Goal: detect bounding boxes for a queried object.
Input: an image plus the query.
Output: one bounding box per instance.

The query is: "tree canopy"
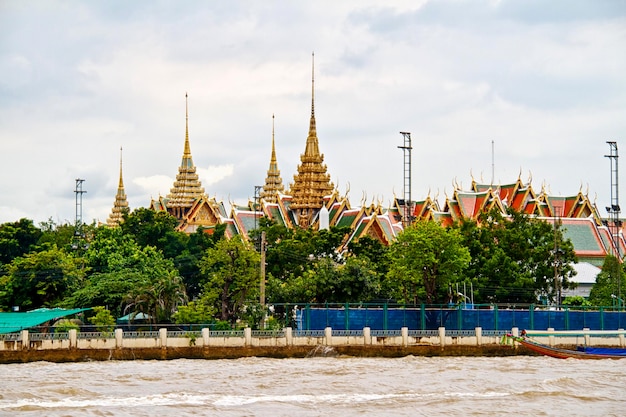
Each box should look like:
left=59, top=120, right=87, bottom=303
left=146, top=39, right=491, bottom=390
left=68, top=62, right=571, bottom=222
left=0, top=207, right=588, bottom=326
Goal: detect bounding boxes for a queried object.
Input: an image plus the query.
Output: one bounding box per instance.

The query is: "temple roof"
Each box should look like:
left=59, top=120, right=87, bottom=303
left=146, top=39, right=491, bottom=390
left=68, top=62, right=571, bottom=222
left=107, top=147, right=129, bottom=227
left=260, top=114, right=285, bottom=203
left=289, top=53, right=334, bottom=224
left=166, top=93, right=205, bottom=209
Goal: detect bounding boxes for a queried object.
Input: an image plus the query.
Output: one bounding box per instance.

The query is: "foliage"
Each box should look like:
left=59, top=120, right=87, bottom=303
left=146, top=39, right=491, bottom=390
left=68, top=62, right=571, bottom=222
left=173, top=226, right=222, bottom=300
left=65, top=271, right=150, bottom=317
left=199, top=236, right=260, bottom=324
left=173, top=299, right=216, bottom=324
left=387, top=220, right=471, bottom=305
left=120, top=208, right=183, bottom=256
left=0, top=245, right=85, bottom=310
left=278, top=256, right=382, bottom=304
left=0, top=218, right=42, bottom=266
left=37, top=218, right=77, bottom=251
left=88, top=306, right=116, bottom=332
left=54, top=319, right=80, bottom=333
left=347, top=236, right=390, bottom=276
left=263, top=222, right=349, bottom=279
left=561, top=296, right=592, bottom=307
left=123, top=275, right=187, bottom=324
left=455, top=208, right=578, bottom=304
left=588, top=255, right=626, bottom=307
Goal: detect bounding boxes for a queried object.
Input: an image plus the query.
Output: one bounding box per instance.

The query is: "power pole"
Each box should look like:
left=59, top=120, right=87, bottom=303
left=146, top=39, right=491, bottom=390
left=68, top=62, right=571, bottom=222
left=605, top=141, right=621, bottom=309
left=72, top=178, right=86, bottom=251
left=398, top=132, right=412, bottom=228
left=260, top=231, right=266, bottom=328
left=553, top=206, right=561, bottom=308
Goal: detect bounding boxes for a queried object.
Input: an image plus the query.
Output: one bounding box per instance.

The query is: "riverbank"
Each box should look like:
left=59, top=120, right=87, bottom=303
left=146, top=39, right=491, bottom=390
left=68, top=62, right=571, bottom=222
left=3, top=326, right=623, bottom=363
left=0, top=344, right=532, bottom=363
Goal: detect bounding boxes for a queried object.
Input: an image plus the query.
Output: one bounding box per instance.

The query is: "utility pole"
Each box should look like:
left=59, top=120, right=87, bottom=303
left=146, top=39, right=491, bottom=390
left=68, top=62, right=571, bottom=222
left=72, top=178, right=87, bottom=251
left=605, top=141, right=621, bottom=309
left=254, top=185, right=262, bottom=249
left=398, top=132, right=412, bottom=228
left=260, top=231, right=266, bottom=328
left=553, top=206, right=562, bottom=308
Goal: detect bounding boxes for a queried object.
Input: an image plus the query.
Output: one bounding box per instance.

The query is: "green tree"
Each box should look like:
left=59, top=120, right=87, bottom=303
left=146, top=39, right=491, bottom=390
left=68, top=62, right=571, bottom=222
left=173, top=226, right=223, bottom=300
left=588, top=255, right=626, bottom=308
left=124, top=275, right=187, bottom=324
left=456, top=208, right=578, bottom=304
left=262, top=222, right=351, bottom=303
left=88, top=306, right=116, bottom=332
left=347, top=236, right=390, bottom=276
left=387, top=220, right=470, bottom=305
left=66, top=226, right=183, bottom=319
left=120, top=208, right=183, bottom=256
left=66, top=271, right=153, bottom=317
left=199, top=236, right=260, bottom=324
left=280, top=256, right=381, bottom=304
left=0, top=245, right=84, bottom=310
left=561, top=296, right=592, bottom=307
left=0, top=218, right=42, bottom=266
left=173, top=299, right=216, bottom=324
left=37, top=218, right=76, bottom=251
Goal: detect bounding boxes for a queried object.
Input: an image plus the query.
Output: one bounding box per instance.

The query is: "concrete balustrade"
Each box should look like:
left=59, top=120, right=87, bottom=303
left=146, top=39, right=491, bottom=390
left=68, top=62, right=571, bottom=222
left=3, top=326, right=626, bottom=353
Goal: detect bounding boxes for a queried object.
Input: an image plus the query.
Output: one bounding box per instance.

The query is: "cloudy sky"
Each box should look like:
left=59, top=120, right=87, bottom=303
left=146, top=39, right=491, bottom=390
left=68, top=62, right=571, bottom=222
left=1, top=0, right=625, bottom=226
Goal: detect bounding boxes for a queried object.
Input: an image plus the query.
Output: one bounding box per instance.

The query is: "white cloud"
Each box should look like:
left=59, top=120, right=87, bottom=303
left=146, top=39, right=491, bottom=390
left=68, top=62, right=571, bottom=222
left=0, top=1, right=625, bottom=225
left=198, top=165, right=235, bottom=187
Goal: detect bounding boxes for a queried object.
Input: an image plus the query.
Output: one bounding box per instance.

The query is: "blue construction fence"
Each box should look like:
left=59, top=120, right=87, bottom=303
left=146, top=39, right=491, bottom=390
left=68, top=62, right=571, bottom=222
left=290, top=303, right=626, bottom=331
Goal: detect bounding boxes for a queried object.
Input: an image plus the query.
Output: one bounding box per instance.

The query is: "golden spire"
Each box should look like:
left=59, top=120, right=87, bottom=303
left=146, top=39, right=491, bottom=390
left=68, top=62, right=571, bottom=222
left=305, top=52, right=320, bottom=157
left=289, top=53, right=335, bottom=228
left=183, top=92, right=192, bottom=160
left=166, top=93, right=205, bottom=216
left=107, top=146, right=129, bottom=227
left=260, top=114, right=284, bottom=203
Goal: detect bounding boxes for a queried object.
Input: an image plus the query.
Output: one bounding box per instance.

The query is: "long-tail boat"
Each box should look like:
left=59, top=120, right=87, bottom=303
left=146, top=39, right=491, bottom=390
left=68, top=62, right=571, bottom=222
left=502, top=333, right=626, bottom=359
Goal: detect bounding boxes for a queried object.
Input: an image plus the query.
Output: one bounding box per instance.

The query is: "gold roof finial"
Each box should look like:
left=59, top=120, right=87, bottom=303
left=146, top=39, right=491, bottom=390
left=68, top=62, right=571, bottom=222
left=183, top=92, right=191, bottom=158
left=118, top=146, right=124, bottom=188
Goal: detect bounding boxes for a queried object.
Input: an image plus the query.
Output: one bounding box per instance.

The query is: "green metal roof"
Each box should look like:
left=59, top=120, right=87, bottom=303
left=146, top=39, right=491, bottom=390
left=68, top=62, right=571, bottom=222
left=0, top=308, right=89, bottom=334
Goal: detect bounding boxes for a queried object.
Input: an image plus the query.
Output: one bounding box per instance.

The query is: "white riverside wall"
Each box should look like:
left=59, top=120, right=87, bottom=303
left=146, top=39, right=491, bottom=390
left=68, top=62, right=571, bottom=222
left=2, top=327, right=624, bottom=352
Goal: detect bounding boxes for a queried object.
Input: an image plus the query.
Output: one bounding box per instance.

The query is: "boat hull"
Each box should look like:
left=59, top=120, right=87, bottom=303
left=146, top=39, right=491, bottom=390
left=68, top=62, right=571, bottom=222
left=503, top=334, right=626, bottom=359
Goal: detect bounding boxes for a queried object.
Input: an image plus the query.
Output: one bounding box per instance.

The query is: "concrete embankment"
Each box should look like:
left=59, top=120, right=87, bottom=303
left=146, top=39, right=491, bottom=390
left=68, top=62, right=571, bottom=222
left=4, top=326, right=620, bottom=363
left=0, top=344, right=528, bottom=364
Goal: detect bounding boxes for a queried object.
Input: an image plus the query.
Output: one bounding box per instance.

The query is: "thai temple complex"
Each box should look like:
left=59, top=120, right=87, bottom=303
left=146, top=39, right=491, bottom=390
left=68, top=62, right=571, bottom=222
left=106, top=57, right=624, bottom=296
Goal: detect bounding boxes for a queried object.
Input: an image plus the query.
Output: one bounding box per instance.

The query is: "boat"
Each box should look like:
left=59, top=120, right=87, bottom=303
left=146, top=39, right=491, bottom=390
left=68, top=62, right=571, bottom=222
left=501, top=333, right=626, bottom=359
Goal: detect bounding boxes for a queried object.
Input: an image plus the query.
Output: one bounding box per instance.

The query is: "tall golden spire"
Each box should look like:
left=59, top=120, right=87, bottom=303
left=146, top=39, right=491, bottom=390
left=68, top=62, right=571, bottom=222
left=107, top=146, right=129, bottom=227
left=289, top=53, right=335, bottom=228
left=260, top=114, right=284, bottom=203
left=166, top=93, right=205, bottom=218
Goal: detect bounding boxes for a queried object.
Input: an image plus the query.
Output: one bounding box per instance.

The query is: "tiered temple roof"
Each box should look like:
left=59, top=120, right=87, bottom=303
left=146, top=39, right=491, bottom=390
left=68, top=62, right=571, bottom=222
left=106, top=147, right=129, bottom=227
left=260, top=115, right=284, bottom=203
left=166, top=93, right=205, bottom=219
left=147, top=94, right=228, bottom=234
left=289, top=53, right=335, bottom=228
